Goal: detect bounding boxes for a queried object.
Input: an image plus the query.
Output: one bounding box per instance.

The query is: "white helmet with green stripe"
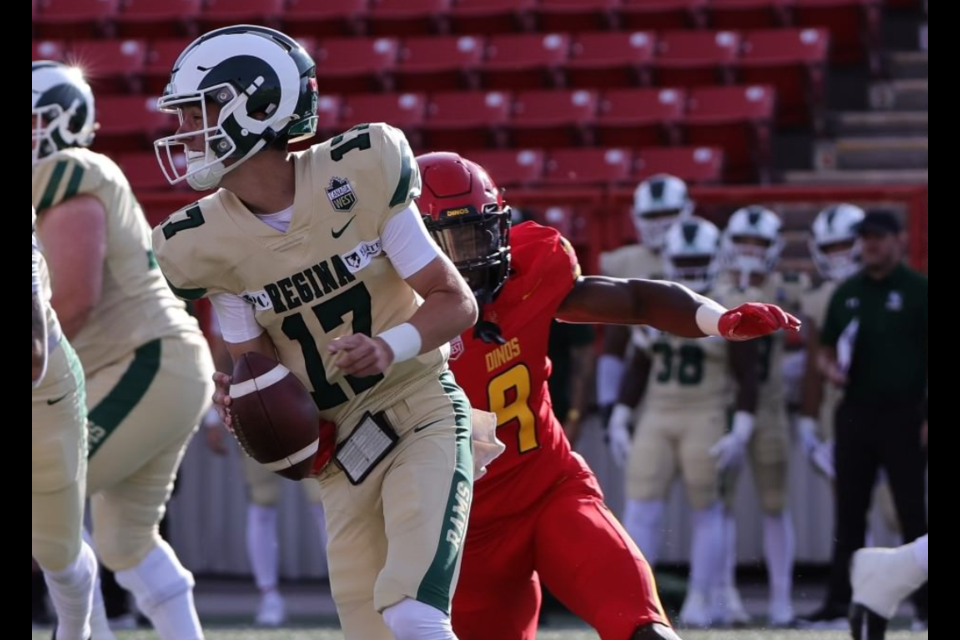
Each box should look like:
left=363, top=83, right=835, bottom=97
left=32, top=61, right=96, bottom=166
left=154, top=25, right=319, bottom=191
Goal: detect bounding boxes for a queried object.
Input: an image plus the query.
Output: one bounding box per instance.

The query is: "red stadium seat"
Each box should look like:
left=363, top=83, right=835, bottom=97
left=535, top=205, right=591, bottom=245
left=94, top=95, right=176, bottom=153
left=198, top=0, right=285, bottom=32
left=635, top=146, right=725, bottom=183
left=341, top=94, right=428, bottom=140
left=536, top=0, right=620, bottom=33
left=508, top=89, right=598, bottom=148
left=314, top=38, right=400, bottom=94
left=394, top=36, right=485, bottom=92
left=281, top=0, right=368, bottom=38
left=544, top=148, right=634, bottom=185
left=793, top=0, right=881, bottom=66
left=33, top=40, right=66, bottom=62
left=739, top=28, right=830, bottom=126
left=620, top=0, right=707, bottom=30
left=654, top=30, right=742, bottom=88
left=143, top=39, right=192, bottom=95
left=423, top=91, right=513, bottom=149
left=65, top=40, right=148, bottom=95
left=708, top=0, right=793, bottom=29
left=566, top=31, right=656, bottom=89
left=367, top=0, right=452, bottom=36
left=595, top=88, right=686, bottom=147
left=34, top=0, right=120, bottom=39
left=682, top=85, right=775, bottom=182
left=449, top=0, right=536, bottom=34
left=464, top=149, right=546, bottom=187
left=118, top=152, right=186, bottom=191
left=481, top=33, right=571, bottom=90
left=115, top=0, right=201, bottom=39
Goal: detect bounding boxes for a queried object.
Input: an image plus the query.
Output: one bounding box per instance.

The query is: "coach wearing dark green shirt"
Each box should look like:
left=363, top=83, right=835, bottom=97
left=801, top=210, right=928, bottom=626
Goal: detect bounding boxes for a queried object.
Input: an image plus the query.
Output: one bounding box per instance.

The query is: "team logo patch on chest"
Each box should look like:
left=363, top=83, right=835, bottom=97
left=326, top=177, right=358, bottom=213
left=341, top=239, right=383, bottom=274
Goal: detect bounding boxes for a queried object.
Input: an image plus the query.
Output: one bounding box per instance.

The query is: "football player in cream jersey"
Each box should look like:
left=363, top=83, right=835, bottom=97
left=151, top=26, right=481, bottom=640
left=33, top=61, right=214, bottom=640
left=33, top=206, right=98, bottom=640
left=608, top=218, right=762, bottom=628
left=599, top=174, right=694, bottom=460
left=718, top=206, right=805, bottom=626
left=799, top=204, right=866, bottom=460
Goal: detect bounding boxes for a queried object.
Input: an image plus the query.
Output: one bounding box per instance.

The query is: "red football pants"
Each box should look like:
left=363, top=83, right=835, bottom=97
left=452, top=468, right=668, bottom=640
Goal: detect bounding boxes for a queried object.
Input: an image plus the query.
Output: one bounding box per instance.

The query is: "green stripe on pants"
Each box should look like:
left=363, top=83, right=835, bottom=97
left=87, top=340, right=162, bottom=458
left=416, top=371, right=474, bottom=613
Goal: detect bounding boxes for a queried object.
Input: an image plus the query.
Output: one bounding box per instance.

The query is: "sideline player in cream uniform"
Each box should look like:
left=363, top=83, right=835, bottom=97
left=608, top=218, right=762, bottom=628
left=599, top=174, right=695, bottom=460
left=33, top=205, right=98, bottom=640
left=33, top=62, right=214, bottom=640
left=718, top=206, right=807, bottom=626
left=151, top=26, right=481, bottom=640
left=799, top=204, right=866, bottom=464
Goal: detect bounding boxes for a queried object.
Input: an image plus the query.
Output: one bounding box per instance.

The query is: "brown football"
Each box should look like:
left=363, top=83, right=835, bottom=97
left=230, top=352, right=321, bottom=481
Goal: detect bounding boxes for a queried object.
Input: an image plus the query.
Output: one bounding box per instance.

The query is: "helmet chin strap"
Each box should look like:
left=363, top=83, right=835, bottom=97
left=473, top=291, right=507, bottom=346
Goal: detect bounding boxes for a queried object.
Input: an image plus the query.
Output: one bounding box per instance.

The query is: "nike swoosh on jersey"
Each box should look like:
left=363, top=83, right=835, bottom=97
left=46, top=393, right=70, bottom=406
left=332, top=216, right=357, bottom=239
left=413, top=419, right=445, bottom=433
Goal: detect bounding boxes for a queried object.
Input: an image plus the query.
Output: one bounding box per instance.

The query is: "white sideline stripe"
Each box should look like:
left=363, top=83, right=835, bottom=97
left=230, top=364, right=290, bottom=398
left=262, top=439, right=320, bottom=471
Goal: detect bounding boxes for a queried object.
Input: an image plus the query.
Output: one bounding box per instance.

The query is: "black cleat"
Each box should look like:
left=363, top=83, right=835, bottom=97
left=632, top=622, right=685, bottom=640
left=850, top=603, right=889, bottom=640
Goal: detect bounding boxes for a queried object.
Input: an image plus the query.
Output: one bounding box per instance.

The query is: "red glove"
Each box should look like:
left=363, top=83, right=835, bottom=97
left=719, top=303, right=801, bottom=342
left=310, top=419, right=338, bottom=476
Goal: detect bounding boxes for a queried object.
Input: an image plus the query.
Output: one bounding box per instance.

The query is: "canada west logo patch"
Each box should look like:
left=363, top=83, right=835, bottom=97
left=326, top=177, right=358, bottom=213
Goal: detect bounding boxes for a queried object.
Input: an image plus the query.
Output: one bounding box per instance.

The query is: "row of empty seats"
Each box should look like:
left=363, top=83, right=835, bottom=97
left=33, top=29, right=826, bottom=125
left=32, top=0, right=894, bottom=65
left=88, top=86, right=773, bottom=181
left=119, top=146, right=725, bottom=193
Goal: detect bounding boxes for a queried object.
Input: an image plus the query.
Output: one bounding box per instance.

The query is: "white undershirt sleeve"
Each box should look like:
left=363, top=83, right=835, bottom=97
left=209, top=293, right=265, bottom=344
left=382, top=203, right=444, bottom=280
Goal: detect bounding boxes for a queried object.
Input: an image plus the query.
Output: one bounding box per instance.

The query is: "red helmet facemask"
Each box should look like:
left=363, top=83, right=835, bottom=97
left=416, top=152, right=512, bottom=306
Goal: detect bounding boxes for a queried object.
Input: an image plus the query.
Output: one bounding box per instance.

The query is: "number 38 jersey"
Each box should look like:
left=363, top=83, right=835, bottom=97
left=152, top=123, right=442, bottom=434
left=641, top=331, right=731, bottom=414
left=449, top=222, right=586, bottom=521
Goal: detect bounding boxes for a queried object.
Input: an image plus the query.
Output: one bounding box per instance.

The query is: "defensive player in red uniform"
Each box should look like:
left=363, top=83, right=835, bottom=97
left=416, top=152, right=801, bottom=640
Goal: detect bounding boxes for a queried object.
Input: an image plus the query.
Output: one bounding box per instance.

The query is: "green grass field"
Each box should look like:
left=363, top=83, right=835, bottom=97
left=31, top=631, right=929, bottom=640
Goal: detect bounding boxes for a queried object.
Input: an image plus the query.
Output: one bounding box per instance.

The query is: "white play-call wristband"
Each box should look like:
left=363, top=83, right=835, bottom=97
left=695, top=301, right=726, bottom=337
left=377, top=322, right=423, bottom=364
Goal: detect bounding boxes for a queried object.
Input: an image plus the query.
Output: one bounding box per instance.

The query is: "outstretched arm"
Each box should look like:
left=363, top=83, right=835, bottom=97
left=556, top=276, right=800, bottom=340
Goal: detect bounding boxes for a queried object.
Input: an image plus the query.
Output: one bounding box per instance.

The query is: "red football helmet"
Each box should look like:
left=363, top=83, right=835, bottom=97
left=417, top=152, right=512, bottom=304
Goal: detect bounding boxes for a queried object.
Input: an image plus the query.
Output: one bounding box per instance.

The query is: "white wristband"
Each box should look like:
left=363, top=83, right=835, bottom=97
left=732, top=411, right=756, bottom=442
left=377, top=322, right=423, bottom=364
left=696, top=301, right=726, bottom=336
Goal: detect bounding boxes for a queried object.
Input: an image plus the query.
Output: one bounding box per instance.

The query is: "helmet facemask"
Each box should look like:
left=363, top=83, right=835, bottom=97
left=426, top=203, right=512, bottom=305
left=811, top=237, right=861, bottom=281
left=634, top=204, right=692, bottom=250
left=665, top=254, right=719, bottom=294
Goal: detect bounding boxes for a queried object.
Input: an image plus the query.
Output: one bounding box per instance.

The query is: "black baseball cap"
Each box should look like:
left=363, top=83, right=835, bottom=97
left=856, top=210, right=903, bottom=236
